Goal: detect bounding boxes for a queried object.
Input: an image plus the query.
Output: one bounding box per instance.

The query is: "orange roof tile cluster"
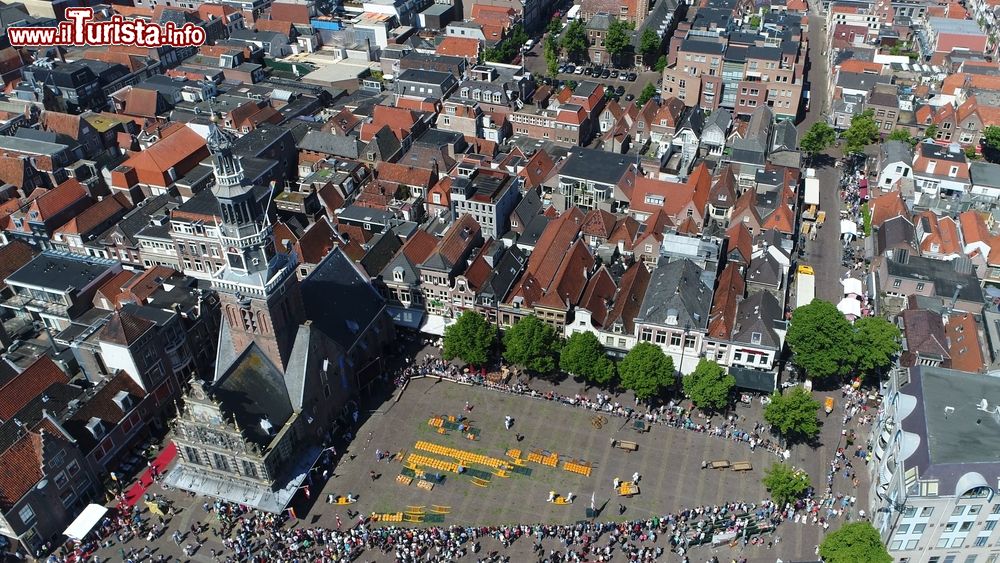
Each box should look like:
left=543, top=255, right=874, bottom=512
left=508, top=208, right=591, bottom=311
left=436, top=37, right=481, bottom=61
left=0, top=356, right=69, bottom=422
left=358, top=105, right=424, bottom=143
left=628, top=163, right=711, bottom=230
left=120, top=123, right=209, bottom=187
left=707, top=263, right=745, bottom=340
left=0, top=240, right=35, bottom=290
left=945, top=312, right=985, bottom=373
left=869, top=190, right=911, bottom=228
left=916, top=211, right=962, bottom=256
left=0, top=431, right=46, bottom=511
left=54, top=192, right=132, bottom=236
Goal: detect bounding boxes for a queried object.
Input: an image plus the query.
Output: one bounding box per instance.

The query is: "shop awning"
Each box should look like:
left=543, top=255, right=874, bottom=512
left=63, top=504, right=108, bottom=541
left=420, top=314, right=456, bottom=336
left=387, top=306, right=424, bottom=329
left=842, top=277, right=863, bottom=296
left=729, top=366, right=776, bottom=393
left=841, top=219, right=858, bottom=237
left=837, top=297, right=862, bottom=318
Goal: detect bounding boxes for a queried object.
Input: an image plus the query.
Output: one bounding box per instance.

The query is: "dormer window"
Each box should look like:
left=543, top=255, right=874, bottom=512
left=112, top=391, right=134, bottom=413
left=393, top=266, right=405, bottom=282
left=86, top=417, right=105, bottom=439
left=750, top=332, right=762, bottom=345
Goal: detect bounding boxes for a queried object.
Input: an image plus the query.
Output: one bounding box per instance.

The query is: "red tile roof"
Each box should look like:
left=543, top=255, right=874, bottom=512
left=945, top=312, right=985, bottom=373
left=508, top=208, right=587, bottom=308
left=436, top=36, right=481, bottom=61
left=0, top=431, right=44, bottom=511
left=869, top=190, right=910, bottom=229
left=707, top=263, right=745, bottom=340
left=581, top=209, right=617, bottom=239
left=54, top=192, right=132, bottom=236
left=123, top=123, right=209, bottom=187
left=0, top=356, right=69, bottom=422
left=401, top=230, right=439, bottom=265
left=94, top=270, right=139, bottom=310
left=99, top=309, right=155, bottom=346
left=121, top=265, right=177, bottom=305
left=358, top=105, right=424, bottom=142
left=430, top=214, right=481, bottom=268
left=0, top=240, right=36, bottom=290
left=377, top=162, right=437, bottom=189
left=577, top=266, right=617, bottom=328
left=296, top=218, right=338, bottom=264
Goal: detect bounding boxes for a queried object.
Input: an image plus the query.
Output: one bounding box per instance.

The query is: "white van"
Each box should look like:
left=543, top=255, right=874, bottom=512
left=524, top=39, right=535, bottom=51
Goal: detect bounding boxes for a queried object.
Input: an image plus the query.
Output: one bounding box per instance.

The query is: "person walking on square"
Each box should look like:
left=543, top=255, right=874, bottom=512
left=505, top=416, right=513, bottom=430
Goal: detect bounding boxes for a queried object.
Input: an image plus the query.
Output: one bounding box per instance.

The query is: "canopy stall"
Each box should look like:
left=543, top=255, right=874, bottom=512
left=63, top=504, right=108, bottom=541
left=841, top=219, right=859, bottom=241
left=837, top=297, right=862, bottom=319
left=842, top=277, right=863, bottom=297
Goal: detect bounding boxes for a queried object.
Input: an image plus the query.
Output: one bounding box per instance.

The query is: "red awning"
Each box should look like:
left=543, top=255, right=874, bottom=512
left=860, top=186, right=869, bottom=200
left=859, top=178, right=868, bottom=188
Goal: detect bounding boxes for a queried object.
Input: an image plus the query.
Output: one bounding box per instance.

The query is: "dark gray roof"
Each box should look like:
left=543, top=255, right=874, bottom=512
left=677, top=107, right=706, bottom=136
left=96, top=194, right=179, bottom=247
left=732, top=290, right=783, bottom=349
left=703, top=107, right=732, bottom=135
left=301, top=247, right=388, bottom=352
left=587, top=13, right=612, bottom=31
left=746, top=46, right=781, bottom=61
left=6, top=251, right=118, bottom=291
left=880, top=140, right=913, bottom=169
left=681, top=39, right=727, bottom=56
left=746, top=253, right=782, bottom=288
left=724, top=45, right=747, bottom=63
left=397, top=68, right=453, bottom=85
left=730, top=148, right=766, bottom=166
left=214, top=344, right=293, bottom=447
left=836, top=71, right=892, bottom=93
left=729, top=366, right=776, bottom=392
left=478, top=245, right=527, bottom=302
left=771, top=120, right=797, bottom=152
left=971, top=161, right=1000, bottom=189
left=885, top=252, right=984, bottom=303
left=297, top=130, right=364, bottom=159
left=518, top=214, right=552, bottom=249
left=918, top=140, right=967, bottom=163
left=875, top=215, right=916, bottom=255
left=634, top=259, right=713, bottom=331
left=513, top=188, right=542, bottom=222
left=366, top=125, right=402, bottom=161
left=559, top=147, right=634, bottom=185
left=900, top=366, right=1000, bottom=496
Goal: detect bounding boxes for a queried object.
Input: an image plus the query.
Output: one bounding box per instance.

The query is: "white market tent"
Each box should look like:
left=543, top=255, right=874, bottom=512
left=841, top=219, right=858, bottom=237
left=63, top=504, right=108, bottom=541
left=804, top=178, right=820, bottom=207
left=842, top=277, right=863, bottom=297
left=837, top=297, right=862, bottom=319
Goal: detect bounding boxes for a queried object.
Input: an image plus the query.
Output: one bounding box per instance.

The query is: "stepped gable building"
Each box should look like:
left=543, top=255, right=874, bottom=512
left=165, top=115, right=392, bottom=513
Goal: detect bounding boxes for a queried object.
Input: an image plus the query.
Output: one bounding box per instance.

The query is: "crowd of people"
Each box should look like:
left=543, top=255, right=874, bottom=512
left=407, top=356, right=786, bottom=459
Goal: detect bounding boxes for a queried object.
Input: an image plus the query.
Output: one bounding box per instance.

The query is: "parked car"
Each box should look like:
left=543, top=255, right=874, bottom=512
left=558, top=64, right=568, bottom=73
left=574, top=66, right=584, bottom=74
left=584, top=67, right=593, bottom=76
left=600, top=69, right=611, bottom=79
left=565, top=64, right=575, bottom=73
left=610, top=70, right=619, bottom=79
left=625, top=93, right=635, bottom=101
left=615, top=85, right=625, bottom=95
left=627, top=72, right=637, bottom=81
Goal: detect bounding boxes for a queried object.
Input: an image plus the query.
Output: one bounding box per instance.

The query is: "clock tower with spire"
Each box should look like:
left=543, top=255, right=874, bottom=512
left=206, top=114, right=304, bottom=373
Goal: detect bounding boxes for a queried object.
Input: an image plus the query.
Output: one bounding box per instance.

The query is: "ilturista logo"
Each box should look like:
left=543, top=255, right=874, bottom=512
left=9, top=8, right=207, bottom=47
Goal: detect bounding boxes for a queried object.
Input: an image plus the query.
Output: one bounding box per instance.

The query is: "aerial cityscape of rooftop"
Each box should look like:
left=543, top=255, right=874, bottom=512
left=0, top=0, right=998, bottom=560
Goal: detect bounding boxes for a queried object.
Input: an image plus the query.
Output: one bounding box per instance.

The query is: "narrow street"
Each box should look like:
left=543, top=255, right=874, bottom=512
left=798, top=11, right=847, bottom=303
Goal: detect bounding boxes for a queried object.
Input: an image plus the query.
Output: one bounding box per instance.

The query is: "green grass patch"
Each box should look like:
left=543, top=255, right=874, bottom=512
left=861, top=203, right=871, bottom=237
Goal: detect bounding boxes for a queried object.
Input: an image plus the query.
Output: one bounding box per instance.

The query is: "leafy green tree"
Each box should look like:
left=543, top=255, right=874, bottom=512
left=764, top=387, right=821, bottom=441
left=786, top=299, right=856, bottom=380
left=637, top=82, right=657, bottom=105
left=544, top=35, right=560, bottom=76
left=547, top=17, right=562, bottom=35
left=748, top=14, right=761, bottom=29
left=982, top=125, right=1000, bottom=163
left=799, top=121, right=837, bottom=159
left=560, top=331, right=615, bottom=386
left=842, top=109, right=879, bottom=154
left=682, top=359, right=735, bottom=411
left=639, top=28, right=660, bottom=63
left=762, top=463, right=811, bottom=506
left=887, top=129, right=913, bottom=143
left=924, top=124, right=939, bottom=140
left=618, top=342, right=674, bottom=401
left=604, top=18, right=634, bottom=66
left=852, top=317, right=901, bottom=376
left=819, top=522, right=892, bottom=563
left=983, top=125, right=1000, bottom=151
left=654, top=54, right=668, bottom=72
left=561, top=20, right=588, bottom=62
left=502, top=315, right=560, bottom=374
left=443, top=311, right=496, bottom=366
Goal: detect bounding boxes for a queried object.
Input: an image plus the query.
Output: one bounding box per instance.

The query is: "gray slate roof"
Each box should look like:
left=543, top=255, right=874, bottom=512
left=732, top=290, right=783, bottom=349
left=880, top=140, right=914, bottom=169
left=302, top=247, right=387, bottom=352
left=298, top=130, right=364, bottom=159
left=633, top=259, right=713, bottom=331
left=970, top=161, right=1000, bottom=188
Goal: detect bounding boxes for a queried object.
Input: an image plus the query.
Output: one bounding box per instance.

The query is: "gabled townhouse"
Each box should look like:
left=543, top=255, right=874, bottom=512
left=910, top=141, right=971, bottom=199
left=502, top=207, right=591, bottom=328
left=380, top=229, right=439, bottom=312
left=419, top=215, right=484, bottom=318
left=876, top=140, right=913, bottom=191
left=565, top=261, right=653, bottom=356
left=86, top=194, right=179, bottom=267
left=700, top=108, right=732, bottom=157
left=3, top=179, right=93, bottom=249
left=50, top=193, right=133, bottom=255
left=703, top=263, right=745, bottom=366
left=627, top=163, right=712, bottom=234
left=876, top=249, right=985, bottom=313
left=727, top=290, right=786, bottom=380
left=632, top=258, right=714, bottom=375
